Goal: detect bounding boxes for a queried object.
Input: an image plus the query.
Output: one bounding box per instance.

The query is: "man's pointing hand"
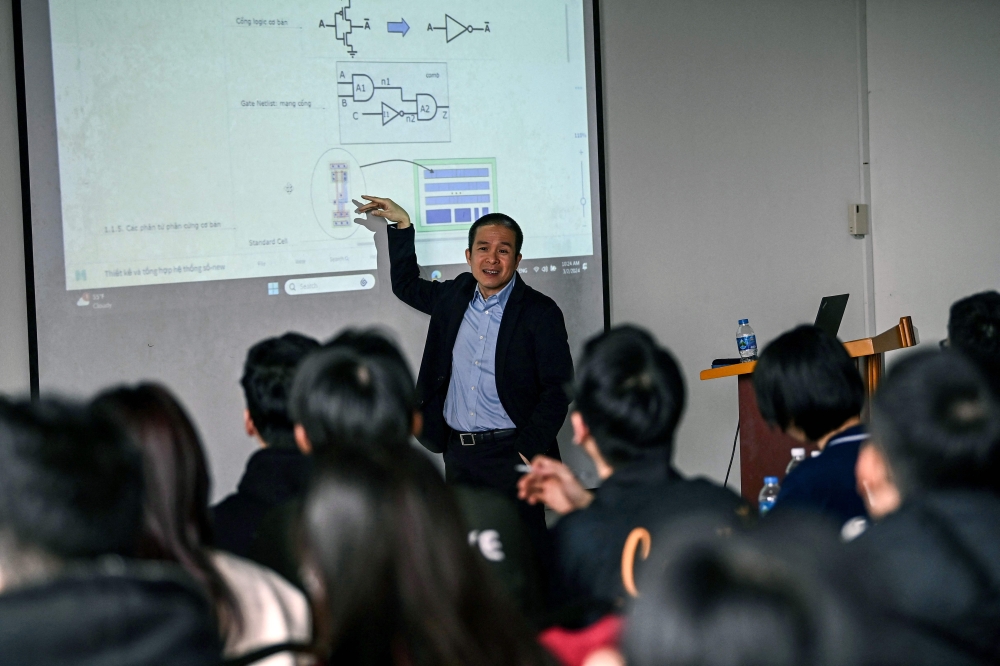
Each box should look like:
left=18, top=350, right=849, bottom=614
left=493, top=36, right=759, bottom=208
left=354, top=195, right=411, bottom=229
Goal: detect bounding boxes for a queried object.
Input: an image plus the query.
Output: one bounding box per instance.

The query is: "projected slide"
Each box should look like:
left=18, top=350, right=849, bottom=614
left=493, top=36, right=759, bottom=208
left=49, top=0, right=596, bottom=290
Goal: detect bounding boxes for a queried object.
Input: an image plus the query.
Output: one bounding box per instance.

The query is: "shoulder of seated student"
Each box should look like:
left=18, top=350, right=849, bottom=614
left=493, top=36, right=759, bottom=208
left=209, top=550, right=311, bottom=650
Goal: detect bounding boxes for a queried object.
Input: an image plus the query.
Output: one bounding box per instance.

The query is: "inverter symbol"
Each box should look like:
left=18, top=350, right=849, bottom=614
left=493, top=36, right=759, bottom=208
left=329, top=162, right=351, bottom=227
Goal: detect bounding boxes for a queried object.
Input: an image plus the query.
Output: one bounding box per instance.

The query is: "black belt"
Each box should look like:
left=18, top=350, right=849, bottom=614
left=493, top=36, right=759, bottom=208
left=450, top=428, right=518, bottom=447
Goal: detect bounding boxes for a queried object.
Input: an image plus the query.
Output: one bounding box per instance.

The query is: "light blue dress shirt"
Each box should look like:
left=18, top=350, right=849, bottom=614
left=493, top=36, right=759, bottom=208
left=444, top=275, right=518, bottom=433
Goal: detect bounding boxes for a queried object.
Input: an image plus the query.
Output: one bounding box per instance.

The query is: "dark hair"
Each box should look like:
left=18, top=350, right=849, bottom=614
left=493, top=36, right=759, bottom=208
left=302, top=452, right=550, bottom=666
left=241, top=332, right=320, bottom=448
left=753, top=325, right=864, bottom=441
left=92, top=384, right=241, bottom=634
left=871, top=349, right=1000, bottom=497
left=326, top=327, right=413, bottom=383
left=573, top=325, right=685, bottom=464
left=0, top=398, right=143, bottom=559
left=326, top=327, right=419, bottom=408
left=948, top=290, right=1000, bottom=393
left=468, top=213, right=523, bottom=255
left=624, top=515, right=877, bottom=666
left=289, top=347, right=416, bottom=461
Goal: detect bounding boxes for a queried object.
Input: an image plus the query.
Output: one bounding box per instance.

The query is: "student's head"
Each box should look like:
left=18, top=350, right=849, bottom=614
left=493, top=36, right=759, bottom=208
left=465, top=214, right=523, bottom=295
left=92, top=384, right=240, bottom=631
left=325, top=327, right=422, bottom=434
left=325, top=327, right=414, bottom=390
left=754, top=325, right=864, bottom=442
left=857, top=350, right=1000, bottom=518
left=301, top=453, right=547, bottom=666
left=0, top=398, right=143, bottom=585
left=572, top=325, right=685, bottom=471
left=947, top=290, right=1000, bottom=392
left=289, top=347, right=417, bottom=461
left=624, top=516, right=876, bottom=666
left=241, top=332, right=320, bottom=449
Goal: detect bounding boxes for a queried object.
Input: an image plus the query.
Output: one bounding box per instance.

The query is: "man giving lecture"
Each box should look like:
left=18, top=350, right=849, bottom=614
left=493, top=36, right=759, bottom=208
left=355, top=195, right=573, bottom=516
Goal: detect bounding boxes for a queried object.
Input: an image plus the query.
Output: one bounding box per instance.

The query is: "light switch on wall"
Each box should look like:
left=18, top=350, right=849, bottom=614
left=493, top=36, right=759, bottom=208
left=849, top=204, right=869, bottom=236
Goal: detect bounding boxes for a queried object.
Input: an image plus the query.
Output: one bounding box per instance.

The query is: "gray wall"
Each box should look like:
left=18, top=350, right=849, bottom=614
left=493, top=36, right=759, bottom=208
left=0, top=0, right=30, bottom=397
left=600, top=0, right=873, bottom=488
left=2, top=1, right=999, bottom=495
left=868, top=0, right=1000, bottom=345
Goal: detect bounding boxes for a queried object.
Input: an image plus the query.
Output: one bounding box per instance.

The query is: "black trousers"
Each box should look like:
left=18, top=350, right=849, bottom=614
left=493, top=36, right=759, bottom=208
left=444, top=428, right=523, bottom=493
left=444, top=429, right=551, bottom=578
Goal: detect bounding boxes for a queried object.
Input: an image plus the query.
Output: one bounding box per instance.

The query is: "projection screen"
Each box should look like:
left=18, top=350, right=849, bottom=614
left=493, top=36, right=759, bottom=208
left=16, top=0, right=609, bottom=498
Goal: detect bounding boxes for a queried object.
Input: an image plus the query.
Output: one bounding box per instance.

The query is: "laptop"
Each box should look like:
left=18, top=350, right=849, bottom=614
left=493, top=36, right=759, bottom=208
left=711, top=294, right=850, bottom=367
left=814, top=294, right=849, bottom=337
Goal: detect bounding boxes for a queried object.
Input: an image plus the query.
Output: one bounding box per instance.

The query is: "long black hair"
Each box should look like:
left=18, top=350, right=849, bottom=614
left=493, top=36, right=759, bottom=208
left=301, top=452, right=551, bottom=666
left=93, top=384, right=242, bottom=636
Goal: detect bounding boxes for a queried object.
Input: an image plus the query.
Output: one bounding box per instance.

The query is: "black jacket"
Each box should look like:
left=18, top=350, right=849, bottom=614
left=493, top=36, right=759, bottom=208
left=212, top=447, right=310, bottom=558
left=855, top=490, right=1000, bottom=665
left=0, top=559, right=221, bottom=666
left=453, top=485, right=544, bottom=619
left=551, top=449, right=749, bottom=621
left=387, top=224, right=573, bottom=458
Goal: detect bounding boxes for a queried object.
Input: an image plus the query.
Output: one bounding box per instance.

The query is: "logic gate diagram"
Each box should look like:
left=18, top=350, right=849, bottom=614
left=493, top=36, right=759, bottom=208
left=428, top=14, right=490, bottom=43
left=337, top=62, right=450, bottom=144
left=319, top=0, right=369, bottom=58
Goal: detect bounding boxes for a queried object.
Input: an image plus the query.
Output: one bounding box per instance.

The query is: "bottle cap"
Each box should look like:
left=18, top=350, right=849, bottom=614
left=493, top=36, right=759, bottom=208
left=738, top=319, right=749, bottom=325
left=791, top=447, right=805, bottom=457
left=764, top=476, right=779, bottom=484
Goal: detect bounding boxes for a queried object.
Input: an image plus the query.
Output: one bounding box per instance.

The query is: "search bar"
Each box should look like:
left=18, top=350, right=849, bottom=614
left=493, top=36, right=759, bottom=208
left=284, top=274, right=375, bottom=295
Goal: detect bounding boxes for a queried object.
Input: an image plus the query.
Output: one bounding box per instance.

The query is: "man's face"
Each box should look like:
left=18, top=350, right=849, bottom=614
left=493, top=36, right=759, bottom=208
left=465, top=224, right=521, bottom=297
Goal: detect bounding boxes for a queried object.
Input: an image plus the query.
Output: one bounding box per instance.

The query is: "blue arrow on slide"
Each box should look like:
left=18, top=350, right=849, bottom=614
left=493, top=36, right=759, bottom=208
left=387, top=19, right=409, bottom=36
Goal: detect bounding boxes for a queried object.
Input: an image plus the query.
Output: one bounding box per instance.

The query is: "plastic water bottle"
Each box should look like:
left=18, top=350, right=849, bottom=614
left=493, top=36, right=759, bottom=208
left=737, top=319, right=758, bottom=362
left=758, top=476, right=780, bottom=515
left=786, top=447, right=806, bottom=475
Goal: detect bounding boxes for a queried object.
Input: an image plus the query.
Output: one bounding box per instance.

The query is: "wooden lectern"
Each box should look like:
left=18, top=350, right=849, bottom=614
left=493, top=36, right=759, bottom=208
left=700, top=317, right=916, bottom=503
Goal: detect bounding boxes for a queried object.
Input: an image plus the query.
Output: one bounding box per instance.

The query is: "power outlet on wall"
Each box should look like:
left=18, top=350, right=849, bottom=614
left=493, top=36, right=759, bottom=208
left=849, top=204, right=869, bottom=236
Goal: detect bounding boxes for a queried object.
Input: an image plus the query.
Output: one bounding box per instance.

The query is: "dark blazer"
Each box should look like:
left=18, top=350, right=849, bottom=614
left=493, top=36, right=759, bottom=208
left=387, top=224, right=573, bottom=458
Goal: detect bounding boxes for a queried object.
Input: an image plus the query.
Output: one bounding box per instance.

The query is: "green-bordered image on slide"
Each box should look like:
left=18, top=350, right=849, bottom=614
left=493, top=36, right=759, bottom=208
left=413, top=158, right=498, bottom=233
